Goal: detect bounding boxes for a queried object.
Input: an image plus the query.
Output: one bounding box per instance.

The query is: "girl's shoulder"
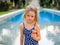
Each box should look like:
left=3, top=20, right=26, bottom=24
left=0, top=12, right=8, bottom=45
left=20, top=23, right=24, bottom=30
left=35, top=22, right=40, bottom=27
left=35, top=22, right=40, bottom=29
left=35, top=22, right=40, bottom=32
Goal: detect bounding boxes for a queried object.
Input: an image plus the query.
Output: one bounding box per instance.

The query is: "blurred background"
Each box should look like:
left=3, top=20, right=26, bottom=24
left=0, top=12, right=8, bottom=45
left=0, top=0, right=60, bottom=45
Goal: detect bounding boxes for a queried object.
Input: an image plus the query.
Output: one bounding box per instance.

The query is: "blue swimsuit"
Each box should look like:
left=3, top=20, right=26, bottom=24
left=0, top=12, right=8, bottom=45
left=23, top=23, right=38, bottom=45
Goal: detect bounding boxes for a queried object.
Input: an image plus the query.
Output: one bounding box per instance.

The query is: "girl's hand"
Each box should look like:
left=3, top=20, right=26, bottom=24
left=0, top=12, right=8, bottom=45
left=31, top=30, right=37, bottom=40
left=31, top=23, right=41, bottom=41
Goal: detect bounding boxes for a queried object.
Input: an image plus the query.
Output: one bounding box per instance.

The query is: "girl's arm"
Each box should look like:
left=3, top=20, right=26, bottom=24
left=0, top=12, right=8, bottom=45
left=32, top=23, right=41, bottom=41
left=20, top=23, right=24, bottom=45
left=35, top=23, right=41, bottom=41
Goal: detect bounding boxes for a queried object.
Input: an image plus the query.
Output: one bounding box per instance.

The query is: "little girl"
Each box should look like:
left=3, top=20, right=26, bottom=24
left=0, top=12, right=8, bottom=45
left=20, top=5, right=41, bottom=45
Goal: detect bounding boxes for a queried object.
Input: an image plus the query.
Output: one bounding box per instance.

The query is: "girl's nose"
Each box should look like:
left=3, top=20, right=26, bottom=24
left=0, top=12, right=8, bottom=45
left=29, top=16, right=32, bottom=19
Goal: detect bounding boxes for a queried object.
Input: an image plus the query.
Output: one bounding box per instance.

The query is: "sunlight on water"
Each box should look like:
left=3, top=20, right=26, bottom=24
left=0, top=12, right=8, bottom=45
left=47, top=26, right=55, bottom=34
left=39, top=28, right=54, bottom=45
left=2, top=29, right=11, bottom=36
left=0, top=36, right=3, bottom=41
left=12, top=32, right=20, bottom=45
left=47, top=25, right=60, bottom=35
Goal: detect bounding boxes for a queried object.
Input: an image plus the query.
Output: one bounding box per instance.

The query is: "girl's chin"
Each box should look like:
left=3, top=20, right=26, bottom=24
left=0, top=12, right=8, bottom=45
left=27, top=21, right=33, bottom=23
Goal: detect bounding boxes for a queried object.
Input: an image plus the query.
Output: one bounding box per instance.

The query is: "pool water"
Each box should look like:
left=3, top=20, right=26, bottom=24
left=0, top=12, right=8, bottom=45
left=39, top=10, right=60, bottom=22
left=0, top=10, right=60, bottom=45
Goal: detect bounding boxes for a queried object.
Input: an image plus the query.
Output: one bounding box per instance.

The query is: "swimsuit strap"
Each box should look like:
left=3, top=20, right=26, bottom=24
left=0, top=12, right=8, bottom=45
left=23, top=22, right=25, bottom=28
left=23, top=22, right=36, bottom=29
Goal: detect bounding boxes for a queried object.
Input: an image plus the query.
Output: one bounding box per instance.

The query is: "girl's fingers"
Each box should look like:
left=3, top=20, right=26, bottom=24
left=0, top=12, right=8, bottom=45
left=31, top=33, right=36, bottom=38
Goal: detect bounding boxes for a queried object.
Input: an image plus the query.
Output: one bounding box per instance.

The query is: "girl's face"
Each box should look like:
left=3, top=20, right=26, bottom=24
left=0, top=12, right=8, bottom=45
left=25, top=11, right=35, bottom=23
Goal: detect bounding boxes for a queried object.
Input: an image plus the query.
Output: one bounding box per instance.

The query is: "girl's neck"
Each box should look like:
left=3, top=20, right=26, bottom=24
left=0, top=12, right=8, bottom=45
left=25, top=21, right=36, bottom=25
left=24, top=21, right=36, bottom=30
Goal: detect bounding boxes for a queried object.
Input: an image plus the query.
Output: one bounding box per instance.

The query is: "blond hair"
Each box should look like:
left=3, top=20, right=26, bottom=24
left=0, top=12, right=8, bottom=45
left=23, top=5, right=38, bottom=22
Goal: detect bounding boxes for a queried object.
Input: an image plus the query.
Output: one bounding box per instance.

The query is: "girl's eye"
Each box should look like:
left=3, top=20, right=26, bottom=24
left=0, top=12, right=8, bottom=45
left=27, top=15, right=30, bottom=17
left=31, top=16, right=34, bottom=17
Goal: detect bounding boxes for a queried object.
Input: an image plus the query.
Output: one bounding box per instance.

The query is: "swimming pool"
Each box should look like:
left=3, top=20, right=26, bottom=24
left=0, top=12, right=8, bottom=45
left=39, top=9, right=60, bottom=22
left=0, top=9, right=60, bottom=45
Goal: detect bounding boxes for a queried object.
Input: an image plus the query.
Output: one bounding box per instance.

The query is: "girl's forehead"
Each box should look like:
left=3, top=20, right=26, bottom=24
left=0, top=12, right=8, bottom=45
left=27, top=11, right=35, bottom=16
